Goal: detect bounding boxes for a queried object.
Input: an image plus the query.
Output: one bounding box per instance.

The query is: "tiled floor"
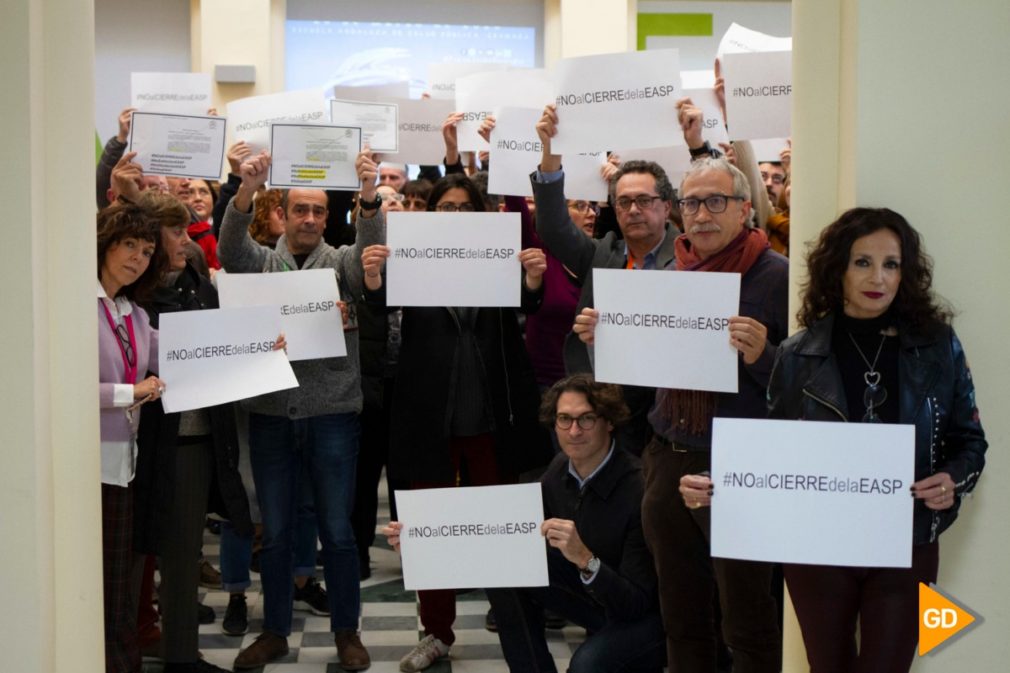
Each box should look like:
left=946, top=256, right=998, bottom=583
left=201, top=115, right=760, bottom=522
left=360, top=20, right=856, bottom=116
left=144, top=476, right=584, bottom=672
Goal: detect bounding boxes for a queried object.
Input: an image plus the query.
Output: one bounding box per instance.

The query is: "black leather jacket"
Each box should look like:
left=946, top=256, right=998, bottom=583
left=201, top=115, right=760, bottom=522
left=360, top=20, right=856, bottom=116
left=768, top=313, right=986, bottom=545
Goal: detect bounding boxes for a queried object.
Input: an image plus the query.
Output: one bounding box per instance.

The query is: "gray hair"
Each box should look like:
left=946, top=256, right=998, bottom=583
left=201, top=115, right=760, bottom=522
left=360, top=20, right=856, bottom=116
left=608, top=160, right=675, bottom=203
left=680, top=156, right=751, bottom=203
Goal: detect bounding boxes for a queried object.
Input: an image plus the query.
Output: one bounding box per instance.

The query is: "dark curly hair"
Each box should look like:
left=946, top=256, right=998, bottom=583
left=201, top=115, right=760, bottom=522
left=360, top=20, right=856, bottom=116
left=426, top=173, right=487, bottom=212
left=539, top=373, right=630, bottom=428
left=96, top=202, right=162, bottom=303
left=607, top=159, right=675, bottom=204
left=799, top=207, right=951, bottom=333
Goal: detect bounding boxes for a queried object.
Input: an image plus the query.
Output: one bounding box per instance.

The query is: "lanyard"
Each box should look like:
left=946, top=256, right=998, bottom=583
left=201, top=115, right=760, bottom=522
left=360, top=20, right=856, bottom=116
left=101, top=302, right=138, bottom=384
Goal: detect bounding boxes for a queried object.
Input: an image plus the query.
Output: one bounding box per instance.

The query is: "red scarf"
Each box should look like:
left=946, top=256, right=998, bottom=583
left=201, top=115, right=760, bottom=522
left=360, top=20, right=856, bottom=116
left=662, top=227, right=770, bottom=434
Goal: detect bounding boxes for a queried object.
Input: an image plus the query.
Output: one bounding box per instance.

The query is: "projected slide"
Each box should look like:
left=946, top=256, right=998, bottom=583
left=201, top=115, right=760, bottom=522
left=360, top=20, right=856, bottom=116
left=286, top=21, right=537, bottom=96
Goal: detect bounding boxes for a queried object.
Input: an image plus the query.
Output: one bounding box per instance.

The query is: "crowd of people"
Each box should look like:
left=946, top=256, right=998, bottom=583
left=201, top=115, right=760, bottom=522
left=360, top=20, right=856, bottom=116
left=95, top=61, right=986, bottom=673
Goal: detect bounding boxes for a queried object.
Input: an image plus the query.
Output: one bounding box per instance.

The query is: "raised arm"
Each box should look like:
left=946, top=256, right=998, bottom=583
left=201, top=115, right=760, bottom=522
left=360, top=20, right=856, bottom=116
left=216, top=151, right=272, bottom=273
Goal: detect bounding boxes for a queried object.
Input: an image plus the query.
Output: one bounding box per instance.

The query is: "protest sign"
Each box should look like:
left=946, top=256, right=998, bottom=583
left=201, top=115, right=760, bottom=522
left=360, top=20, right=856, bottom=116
left=329, top=99, right=398, bottom=152
left=269, top=124, right=361, bottom=190
left=131, top=72, right=212, bottom=115
left=455, top=69, right=553, bottom=152
left=128, top=112, right=226, bottom=180
left=227, top=89, right=327, bottom=152
left=387, top=97, right=456, bottom=165
left=722, top=50, right=792, bottom=141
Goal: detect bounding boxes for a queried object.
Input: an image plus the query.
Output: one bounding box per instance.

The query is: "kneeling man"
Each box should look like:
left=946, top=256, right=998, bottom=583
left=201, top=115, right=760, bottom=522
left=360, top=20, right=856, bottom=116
left=487, top=374, right=665, bottom=673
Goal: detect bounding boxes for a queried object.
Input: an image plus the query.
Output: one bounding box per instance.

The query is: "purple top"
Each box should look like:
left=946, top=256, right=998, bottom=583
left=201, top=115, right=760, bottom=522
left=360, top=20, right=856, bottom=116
left=510, top=195, right=582, bottom=386
left=99, top=289, right=158, bottom=485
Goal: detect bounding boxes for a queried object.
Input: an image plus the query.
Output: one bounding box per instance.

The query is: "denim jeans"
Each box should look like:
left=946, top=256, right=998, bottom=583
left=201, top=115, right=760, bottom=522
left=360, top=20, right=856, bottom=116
left=486, top=549, right=666, bottom=673
left=249, top=412, right=361, bottom=635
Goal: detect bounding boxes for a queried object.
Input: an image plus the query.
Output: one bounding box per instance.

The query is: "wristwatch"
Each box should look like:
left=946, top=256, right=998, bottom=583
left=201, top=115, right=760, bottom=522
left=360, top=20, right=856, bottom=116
left=689, top=141, right=716, bottom=159
left=358, top=193, right=382, bottom=211
left=579, top=556, right=601, bottom=580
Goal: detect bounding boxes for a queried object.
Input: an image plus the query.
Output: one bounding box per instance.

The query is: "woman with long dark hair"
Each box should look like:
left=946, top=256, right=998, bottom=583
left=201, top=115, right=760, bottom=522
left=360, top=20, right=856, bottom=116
left=768, top=207, right=987, bottom=672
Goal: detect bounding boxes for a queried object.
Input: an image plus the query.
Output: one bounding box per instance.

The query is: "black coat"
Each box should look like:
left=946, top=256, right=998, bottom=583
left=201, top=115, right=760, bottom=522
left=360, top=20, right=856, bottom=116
left=133, top=263, right=253, bottom=554
left=381, top=289, right=552, bottom=483
left=541, top=448, right=659, bottom=621
left=768, top=313, right=987, bottom=545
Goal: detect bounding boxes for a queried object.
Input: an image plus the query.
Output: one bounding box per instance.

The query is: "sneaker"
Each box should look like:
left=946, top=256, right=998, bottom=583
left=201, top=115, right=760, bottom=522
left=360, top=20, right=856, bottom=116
left=399, top=635, right=449, bottom=672
left=199, top=559, right=222, bottom=589
left=334, top=629, right=371, bottom=671
left=197, top=602, right=215, bottom=625
left=293, top=577, right=330, bottom=616
left=222, top=594, right=248, bottom=636
left=163, top=660, right=232, bottom=673
left=484, top=608, right=497, bottom=632
left=233, top=632, right=289, bottom=670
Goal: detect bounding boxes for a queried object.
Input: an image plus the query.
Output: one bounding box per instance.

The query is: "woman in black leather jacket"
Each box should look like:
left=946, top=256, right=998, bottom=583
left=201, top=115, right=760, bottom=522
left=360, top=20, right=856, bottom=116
left=767, top=207, right=986, bottom=673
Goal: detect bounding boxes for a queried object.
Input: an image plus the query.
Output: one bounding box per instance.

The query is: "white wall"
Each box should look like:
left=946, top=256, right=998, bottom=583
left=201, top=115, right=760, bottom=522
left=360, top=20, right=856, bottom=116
left=95, top=0, right=191, bottom=141
left=640, top=0, right=791, bottom=71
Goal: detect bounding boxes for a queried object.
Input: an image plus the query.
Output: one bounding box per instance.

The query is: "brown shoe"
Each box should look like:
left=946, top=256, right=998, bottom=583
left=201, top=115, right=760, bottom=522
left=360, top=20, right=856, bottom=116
left=334, top=629, right=371, bottom=671
left=233, top=632, right=289, bottom=670
left=199, top=559, right=222, bottom=589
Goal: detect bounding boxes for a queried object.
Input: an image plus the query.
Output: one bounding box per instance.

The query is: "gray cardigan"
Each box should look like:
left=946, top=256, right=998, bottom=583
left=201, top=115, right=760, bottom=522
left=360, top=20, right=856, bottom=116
left=217, top=199, right=384, bottom=418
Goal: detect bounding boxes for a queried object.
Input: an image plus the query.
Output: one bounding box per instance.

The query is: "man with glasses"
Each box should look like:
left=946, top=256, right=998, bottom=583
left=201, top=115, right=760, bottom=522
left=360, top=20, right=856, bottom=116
left=573, top=155, right=788, bottom=672
left=485, top=374, right=665, bottom=673
left=759, top=161, right=787, bottom=205
left=530, top=104, right=682, bottom=453
left=217, top=150, right=384, bottom=671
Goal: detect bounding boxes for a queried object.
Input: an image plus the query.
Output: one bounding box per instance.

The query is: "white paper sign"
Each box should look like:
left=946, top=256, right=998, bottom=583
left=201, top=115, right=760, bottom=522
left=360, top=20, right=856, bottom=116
left=216, top=269, right=347, bottom=361
left=158, top=305, right=298, bottom=414
left=427, top=62, right=506, bottom=100
left=614, top=145, right=693, bottom=191
left=711, top=418, right=915, bottom=567
left=682, top=87, right=730, bottom=147
left=388, top=98, right=456, bottom=165
left=131, top=72, right=212, bottom=115
left=330, top=99, right=398, bottom=152
left=723, top=51, right=792, bottom=141
left=396, top=484, right=548, bottom=590
left=227, top=89, right=327, bottom=152
left=717, top=22, right=792, bottom=58
left=681, top=69, right=716, bottom=89
left=487, top=107, right=544, bottom=198
left=593, top=268, right=740, bottom=392
left=269, top=124, right=362, bottom=190
left=563, top=151, right=610, bottom=202
left=455, top=69, right=554, bottom=152
left=127, top=112, right=227, bottom=180
left=329, top=81, right=409, bottom=103
left=552, top=50, right=683, bottom=154
left=386, top=212, right=521, bottom=307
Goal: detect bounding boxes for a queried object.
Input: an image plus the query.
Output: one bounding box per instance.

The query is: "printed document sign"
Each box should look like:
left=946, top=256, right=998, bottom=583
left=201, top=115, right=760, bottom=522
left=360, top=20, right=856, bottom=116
left=216, top=269, right=347, bottom=361
left=551, top=49, right=683, bottom=154
left=455, top=69, right=553, bottom=152
left=717, top=22, right=792, bottom=58
left=386, top=212, right=521, bottom=307
left=158, top=305, right=297, bottom=414
left=227, top=89, right=327, bottom=152
left=711, top=418, right=915, bottom=567
left=388, top=98, right=456, bottom=165
left=269, top=124, right=361, bottom=190
left=127, top=112, right=227, bottom=180
left=329, top=99, right=398, bottom=153
left=131, top=72, right=211, bottom=115
left=427, top=61, right=506, bottom=100
left=592, top=268, right=740, bottom=392
left=396, top=484, right=548, bottom=590
left=722, top=50, right=792, bottom=141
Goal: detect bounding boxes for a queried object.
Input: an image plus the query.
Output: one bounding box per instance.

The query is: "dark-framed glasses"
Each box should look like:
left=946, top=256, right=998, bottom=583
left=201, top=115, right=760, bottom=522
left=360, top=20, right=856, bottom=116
left=435, top=202, right=476, bottom=212
left=115, top=323, right=136, bottom=368
left=615, top=195, right=663, bottom=212
left=677, top=194, right=744, bottom=215
left=555, top=412, right=599, bottom=430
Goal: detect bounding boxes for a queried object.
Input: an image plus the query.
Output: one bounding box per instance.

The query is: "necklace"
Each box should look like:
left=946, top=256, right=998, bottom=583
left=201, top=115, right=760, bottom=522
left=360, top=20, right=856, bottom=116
left=847, top=332, right=888, bottom=422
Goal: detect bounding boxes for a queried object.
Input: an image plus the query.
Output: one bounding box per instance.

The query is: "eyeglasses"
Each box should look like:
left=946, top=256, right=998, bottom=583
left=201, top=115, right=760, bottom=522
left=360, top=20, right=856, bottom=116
left=555, top=413, right=599, bottom=430
left=435, top=202, right=476, bottom=212
left=615, top=195, right=663, bottom=212
left=761, top=171, right=786, bottom=186
left=115, top=323, right=136, bottom=368
left=568, top=201, right=600, bottom=215
left=677, top=194, right=745, bottom=215
left=379, top=192, right=405, bottom=202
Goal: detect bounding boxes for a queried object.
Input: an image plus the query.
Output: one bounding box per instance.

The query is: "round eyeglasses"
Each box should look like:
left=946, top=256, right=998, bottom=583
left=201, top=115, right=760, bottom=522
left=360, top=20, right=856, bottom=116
left=555, top=413, right=599, bottom=430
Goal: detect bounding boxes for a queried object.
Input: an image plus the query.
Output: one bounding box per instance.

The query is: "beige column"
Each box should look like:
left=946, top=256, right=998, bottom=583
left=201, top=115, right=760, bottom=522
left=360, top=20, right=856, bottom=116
left=190, top=0, right=287, bottom=112
left=0, top=0, right=103, bottom=672
left=544, top=0, right=638, bottom=66
left=791, top=0, right=1010, bottom=670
